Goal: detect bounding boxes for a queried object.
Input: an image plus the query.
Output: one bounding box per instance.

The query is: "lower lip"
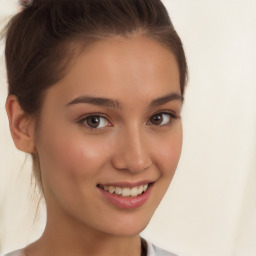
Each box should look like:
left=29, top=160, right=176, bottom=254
left=98, top=185, right=153, bottom=210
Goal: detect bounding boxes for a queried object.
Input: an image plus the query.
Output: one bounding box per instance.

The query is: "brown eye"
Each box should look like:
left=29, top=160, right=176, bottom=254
left=150, top=113, right=163, bottom=125
left=85, top=116, right=109, bottom=128
left=149, top=113, right=173, bottom=126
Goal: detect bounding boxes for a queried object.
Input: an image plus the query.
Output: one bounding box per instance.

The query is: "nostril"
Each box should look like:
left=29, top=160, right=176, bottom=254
left=113, top=160, right=151, bottom=173
left=128, top=156, right=152, bottom=173
left=112, top=157, right=152, bottom=173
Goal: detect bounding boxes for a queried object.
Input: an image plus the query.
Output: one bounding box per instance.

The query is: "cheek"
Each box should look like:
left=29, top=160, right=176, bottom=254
left=36, top=125, right=111, bottom=185
left=154, top=124, right=183, bottom=177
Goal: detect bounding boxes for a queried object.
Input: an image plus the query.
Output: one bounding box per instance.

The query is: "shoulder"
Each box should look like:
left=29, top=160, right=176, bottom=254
left=3, top=249, right=26, bottom=256
left=146, top=240, right=178, bottom=256
left=3, top=241, right=178, bottom=256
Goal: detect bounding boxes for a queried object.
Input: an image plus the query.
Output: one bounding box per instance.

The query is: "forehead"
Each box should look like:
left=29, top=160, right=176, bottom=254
left=45, top=35, right=181, bottom=107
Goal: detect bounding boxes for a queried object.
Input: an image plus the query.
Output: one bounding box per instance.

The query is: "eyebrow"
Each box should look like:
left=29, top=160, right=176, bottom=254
left=66, top=96, right=122, bottom=109
left=66, top=92, right=183, bottom=109
left=149, top=93, right=184, bottom=107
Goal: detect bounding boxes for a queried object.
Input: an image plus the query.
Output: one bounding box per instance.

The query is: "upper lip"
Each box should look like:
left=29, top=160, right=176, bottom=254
left=98, top=180, right=154, bottom=187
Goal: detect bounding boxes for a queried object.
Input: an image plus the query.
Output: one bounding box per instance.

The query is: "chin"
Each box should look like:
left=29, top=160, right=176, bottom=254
left=105, top=222, right=149, bottom=238
left=98, top=211, right=154, bottom=237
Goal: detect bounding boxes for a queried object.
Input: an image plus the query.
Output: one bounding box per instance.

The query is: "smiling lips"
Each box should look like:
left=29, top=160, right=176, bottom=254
left=98, top=184, right=149, bottom=197
left=97, top=183, right=153, bottom=209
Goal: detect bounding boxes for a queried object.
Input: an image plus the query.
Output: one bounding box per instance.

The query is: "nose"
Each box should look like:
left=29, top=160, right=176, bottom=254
left=111, top=128, right=152, bottom=173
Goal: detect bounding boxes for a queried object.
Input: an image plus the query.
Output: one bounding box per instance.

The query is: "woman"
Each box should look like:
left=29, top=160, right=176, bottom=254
left=4, top=0, right=187, bottom=255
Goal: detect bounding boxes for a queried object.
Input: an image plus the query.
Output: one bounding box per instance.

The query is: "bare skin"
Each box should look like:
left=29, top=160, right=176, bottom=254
left=6, top=35, right=183, bottom=256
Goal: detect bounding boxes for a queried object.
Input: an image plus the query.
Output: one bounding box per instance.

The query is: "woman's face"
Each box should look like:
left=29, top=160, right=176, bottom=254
left=35, top=35, right=183, bottom=236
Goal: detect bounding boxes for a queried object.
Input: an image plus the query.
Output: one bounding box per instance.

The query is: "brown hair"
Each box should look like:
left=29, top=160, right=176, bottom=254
left=4, top=0, right=188, bottom=192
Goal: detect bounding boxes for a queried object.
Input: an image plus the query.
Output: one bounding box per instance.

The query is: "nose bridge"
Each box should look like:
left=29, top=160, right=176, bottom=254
left=111, top=124, right=152, bottom=173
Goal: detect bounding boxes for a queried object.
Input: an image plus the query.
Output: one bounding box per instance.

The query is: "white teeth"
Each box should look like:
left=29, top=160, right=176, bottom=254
left=101, top=184, right=150, bottom=197
left=130, top=187, right=139, bottom=197
left=138, top=185, right=144, bottom=194
left=108, top=186, right=115, bottom=194
left=143, top=184, right=148, bottom=192
left=122, top=188, right=130, bottom=197
left=115, top=187, right=122, bottom=195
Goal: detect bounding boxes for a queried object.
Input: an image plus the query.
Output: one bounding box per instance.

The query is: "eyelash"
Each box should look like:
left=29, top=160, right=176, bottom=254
left=77, top=113, right=111, bottom=131
left=77, top=111, right=178, bottom=131
left=147, top=111, right=178, bottom=127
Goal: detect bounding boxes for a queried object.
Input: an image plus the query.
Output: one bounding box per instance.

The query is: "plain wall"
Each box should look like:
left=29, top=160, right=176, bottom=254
left=0, top=0, right=255, bottom=255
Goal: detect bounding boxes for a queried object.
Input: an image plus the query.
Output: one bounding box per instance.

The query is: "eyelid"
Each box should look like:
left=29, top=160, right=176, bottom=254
left=147, top=110, right=179, bottom=126
left=76, top=113, right=113, bottom=130
left=75, top=109, right=179, bottom=131
left=150, top=109, right=178, bottom=118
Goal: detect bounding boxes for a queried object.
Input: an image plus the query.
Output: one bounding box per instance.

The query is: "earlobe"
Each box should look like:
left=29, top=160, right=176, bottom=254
left=5, top=95, right=36, bottom=153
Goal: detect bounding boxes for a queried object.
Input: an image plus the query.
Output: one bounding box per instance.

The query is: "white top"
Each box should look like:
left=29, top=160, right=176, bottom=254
left=147, top=241, right=178, bottom=256
left=3, top=240, right=178, bottom=256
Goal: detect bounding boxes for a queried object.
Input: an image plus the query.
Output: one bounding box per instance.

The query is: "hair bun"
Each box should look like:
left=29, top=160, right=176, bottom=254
left=19, top=0, right=33, bottom=7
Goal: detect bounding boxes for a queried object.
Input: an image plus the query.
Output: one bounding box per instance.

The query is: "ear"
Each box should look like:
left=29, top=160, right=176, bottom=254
left=5, top=95, right=36, bottom=153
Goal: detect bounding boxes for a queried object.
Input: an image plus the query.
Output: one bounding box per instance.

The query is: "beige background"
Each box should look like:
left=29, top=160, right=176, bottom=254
left=0, top=0, right=256, bottom=255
